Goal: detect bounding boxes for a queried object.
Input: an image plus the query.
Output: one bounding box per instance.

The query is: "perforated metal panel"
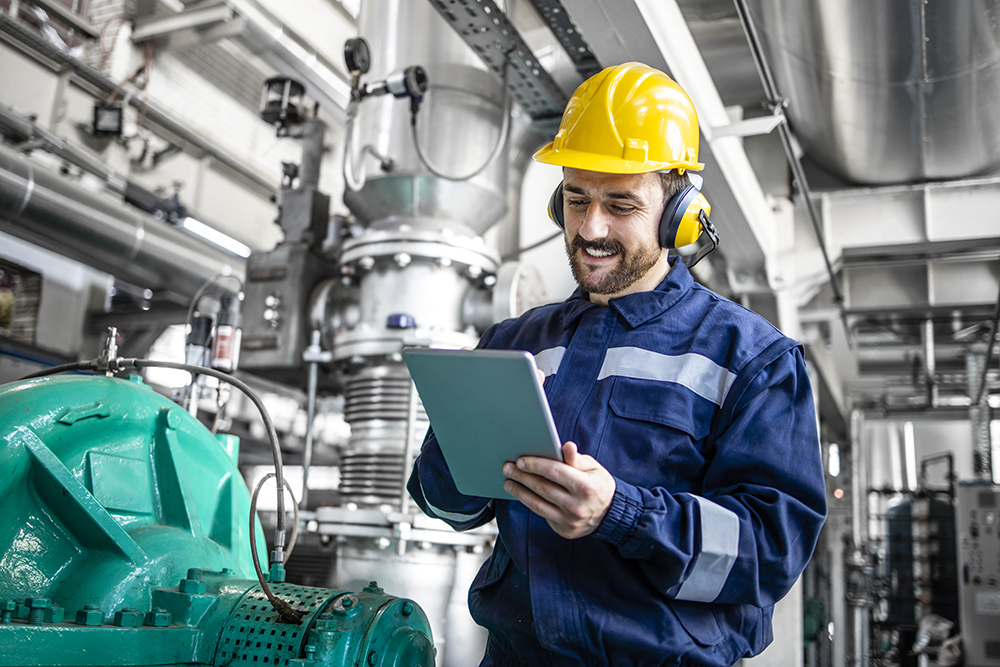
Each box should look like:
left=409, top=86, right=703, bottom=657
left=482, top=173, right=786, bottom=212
left=214, top=583, right=338, bottom=667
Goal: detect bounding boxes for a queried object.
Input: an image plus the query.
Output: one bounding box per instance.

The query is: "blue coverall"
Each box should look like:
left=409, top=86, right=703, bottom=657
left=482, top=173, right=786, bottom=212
left=408, top=258, right=828, bottom=667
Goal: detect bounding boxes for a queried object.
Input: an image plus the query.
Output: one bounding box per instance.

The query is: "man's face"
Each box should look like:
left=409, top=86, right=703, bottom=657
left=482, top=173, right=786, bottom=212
left=561, top=168, right=669, bottom=304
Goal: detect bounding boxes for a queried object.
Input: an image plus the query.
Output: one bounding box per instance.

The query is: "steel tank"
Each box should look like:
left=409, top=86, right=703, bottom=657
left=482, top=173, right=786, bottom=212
left=744, top=0, right=1000, bottom=184
left=319, top=1, right=520, bottom=664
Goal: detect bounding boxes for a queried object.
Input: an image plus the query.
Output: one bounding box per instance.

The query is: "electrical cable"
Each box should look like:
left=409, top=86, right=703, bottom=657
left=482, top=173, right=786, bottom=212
left=185, top=273, right=245, bottom=333
left=973, top=271, right=1000, bottom=406
left=410, top=54, right=512, bottom=182
left=501, top=229, right=563, bottom=263
left=17, top=356, right=300, bottom=623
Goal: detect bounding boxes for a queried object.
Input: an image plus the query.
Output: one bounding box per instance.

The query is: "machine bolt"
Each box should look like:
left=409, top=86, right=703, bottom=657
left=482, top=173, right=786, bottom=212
left=367, top=650, right=378, bottom=666
left=26, top=598, right=51, bottom=624
left=1, top=600, right=16, bottom=624
left=179, top=569, right=207, bottom=595
left=467, top=265, right=482, bottom=278
left=401, top=601, right=413, bottom=616
left=76, top=604, right=105, bottom=626
left=394, top=252, right=412, bottom=267
left=342, top=596, right=353, bottom=608
left=144, top=608, right=171, bottom=627
left=114, top=607, right=144, bottom=627
left=304, top=645, right=317, bottom=660
left=359, top=256, right=375, bottom=270
left=364, top=581, right=383, bottom=594
left=221, top=568, right=235, bottom=577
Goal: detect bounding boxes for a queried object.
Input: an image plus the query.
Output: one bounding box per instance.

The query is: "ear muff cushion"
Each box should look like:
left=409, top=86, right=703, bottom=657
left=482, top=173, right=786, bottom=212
left=658, top=185, right=702, bottom=248
left=548, top=183, right=565, bottom=229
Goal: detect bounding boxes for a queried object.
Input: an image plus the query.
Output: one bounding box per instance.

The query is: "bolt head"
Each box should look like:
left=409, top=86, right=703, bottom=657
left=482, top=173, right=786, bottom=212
left=179, top=578, right=207, bottom=595
left=76, top=607, right=105, bottom=626
left=114, top=608, right=144, bottom=627
left=26, top=598, right=51, bottom=609
left=401, top=601, right=413, bottom=616
left=367, top=650, right=378, bottom=666
left=144, top=608, right=171, bottom=627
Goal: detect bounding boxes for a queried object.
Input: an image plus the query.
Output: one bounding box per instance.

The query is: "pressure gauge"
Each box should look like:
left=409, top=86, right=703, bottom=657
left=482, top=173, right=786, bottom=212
left=344, top=37, right=371, bottom=75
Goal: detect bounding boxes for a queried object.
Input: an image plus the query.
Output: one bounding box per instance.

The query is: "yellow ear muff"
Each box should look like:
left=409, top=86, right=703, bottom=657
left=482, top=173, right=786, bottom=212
left=673, top=192, right=711, bottom=248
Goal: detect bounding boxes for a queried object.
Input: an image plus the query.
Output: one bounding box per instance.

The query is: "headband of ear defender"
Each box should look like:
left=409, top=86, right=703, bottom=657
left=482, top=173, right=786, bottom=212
left=546, top=177, right=715, bottom=256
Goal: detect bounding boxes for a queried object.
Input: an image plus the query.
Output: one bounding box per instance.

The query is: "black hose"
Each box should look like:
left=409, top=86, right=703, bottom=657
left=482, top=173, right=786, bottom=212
left=18, top=361, right=94, bottom=379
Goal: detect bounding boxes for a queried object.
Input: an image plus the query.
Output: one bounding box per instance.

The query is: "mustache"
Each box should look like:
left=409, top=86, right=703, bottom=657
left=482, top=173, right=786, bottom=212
left=569, top=236, right=624, bottom=254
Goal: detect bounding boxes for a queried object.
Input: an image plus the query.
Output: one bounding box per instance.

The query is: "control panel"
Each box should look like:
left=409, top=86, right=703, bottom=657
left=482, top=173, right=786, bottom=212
left=956, top=482, right=1000, bottom=667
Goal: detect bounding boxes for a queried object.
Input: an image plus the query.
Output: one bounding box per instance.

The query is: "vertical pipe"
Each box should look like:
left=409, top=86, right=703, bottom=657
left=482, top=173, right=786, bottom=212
left=298, top=119, right=326, bottom=191
left=922, top=319, right=937, bottom=407
left=399, top=379, right=419, bottom=514
left=851, top=409, right=867, bottom=550
left=967, top=351, right=993, bottom=479
left=301, top=357, right=318, bottom=510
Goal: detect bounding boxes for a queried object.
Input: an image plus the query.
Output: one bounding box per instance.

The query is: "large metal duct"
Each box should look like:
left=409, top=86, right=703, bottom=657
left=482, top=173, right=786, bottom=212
left=312, top=2, right=541, bottom=664
left=0, top=142, right=244, bottom=300
left=744, top=0, right=1000, bottom=184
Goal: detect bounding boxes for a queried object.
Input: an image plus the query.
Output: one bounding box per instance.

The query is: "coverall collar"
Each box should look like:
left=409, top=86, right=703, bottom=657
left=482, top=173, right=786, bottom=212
left=560, top=256, right=693, bottom=330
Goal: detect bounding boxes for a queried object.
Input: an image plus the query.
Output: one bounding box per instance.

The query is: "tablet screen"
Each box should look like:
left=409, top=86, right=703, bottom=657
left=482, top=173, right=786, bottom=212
left=403, top=348, right=563, bottom=499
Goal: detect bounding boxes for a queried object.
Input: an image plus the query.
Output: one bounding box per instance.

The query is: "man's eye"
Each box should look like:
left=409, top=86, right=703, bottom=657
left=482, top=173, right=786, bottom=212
left=567, top=199, right=589, bottom=207
left=609, top=205, right=635, bottom=215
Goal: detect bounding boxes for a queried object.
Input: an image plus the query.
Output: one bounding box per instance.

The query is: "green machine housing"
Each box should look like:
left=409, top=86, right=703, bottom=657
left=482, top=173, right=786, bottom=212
left=0, top=374, right=434, bottom=667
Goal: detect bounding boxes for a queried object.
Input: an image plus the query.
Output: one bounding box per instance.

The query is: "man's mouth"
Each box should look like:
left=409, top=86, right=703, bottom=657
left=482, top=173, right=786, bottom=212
left=584, top=247, right=618, bottom=258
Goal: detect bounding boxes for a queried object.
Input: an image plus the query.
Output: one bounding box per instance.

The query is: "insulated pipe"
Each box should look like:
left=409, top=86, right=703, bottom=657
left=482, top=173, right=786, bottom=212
left=0, top=142, right=244, bottom=300
left=0, top=104, right=127, bottom=195
left=0, top=12, right=277, bottom=198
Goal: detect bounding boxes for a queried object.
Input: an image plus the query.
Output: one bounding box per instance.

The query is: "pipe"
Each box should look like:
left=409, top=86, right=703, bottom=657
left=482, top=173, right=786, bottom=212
left=740, top=0, right=1000, bottom=184
left=0, top=12, right=277, bottom=198
left=0, top=142, right=244, bottom=300
left=0, top=104, right=128, bottom=195
left=922, top=319, right=937, bottom=407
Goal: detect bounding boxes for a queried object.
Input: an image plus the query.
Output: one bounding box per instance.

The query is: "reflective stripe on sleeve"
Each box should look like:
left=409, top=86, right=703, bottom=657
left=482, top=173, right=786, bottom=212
left=675, top=495, right=740, bottom=603
left=420, top=475, right=494, bottom=523
left=534, top=346, right=566, bottom=377
left=597, top=346, right=737, bottom=406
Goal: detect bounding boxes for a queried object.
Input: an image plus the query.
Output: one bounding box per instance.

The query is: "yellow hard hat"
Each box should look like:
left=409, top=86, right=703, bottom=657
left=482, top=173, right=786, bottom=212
left=533, top=62, right=703, bottom=174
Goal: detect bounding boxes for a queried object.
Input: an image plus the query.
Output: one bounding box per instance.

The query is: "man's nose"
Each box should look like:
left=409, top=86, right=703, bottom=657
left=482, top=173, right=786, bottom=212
left=578, top=203, right=611, bottom=240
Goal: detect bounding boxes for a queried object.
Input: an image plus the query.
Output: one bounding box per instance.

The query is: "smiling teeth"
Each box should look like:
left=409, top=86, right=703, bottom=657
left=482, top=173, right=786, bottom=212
left=585, top=247, right=616, bottom=257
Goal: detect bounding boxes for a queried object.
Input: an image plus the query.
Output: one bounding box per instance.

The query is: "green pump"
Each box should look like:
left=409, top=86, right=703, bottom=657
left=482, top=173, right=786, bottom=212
left=0, top=374, right=434, bottom=667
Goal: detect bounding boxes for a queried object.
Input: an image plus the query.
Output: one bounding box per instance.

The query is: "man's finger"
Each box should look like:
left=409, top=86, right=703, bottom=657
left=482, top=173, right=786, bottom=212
left=503, top=478, right=565, bottom=522
left=504, top=462, right=577, bottom=507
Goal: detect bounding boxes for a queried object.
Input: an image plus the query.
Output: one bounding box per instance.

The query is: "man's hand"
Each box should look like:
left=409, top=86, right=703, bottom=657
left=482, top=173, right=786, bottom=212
left=502, top=441, right=616, bottom=539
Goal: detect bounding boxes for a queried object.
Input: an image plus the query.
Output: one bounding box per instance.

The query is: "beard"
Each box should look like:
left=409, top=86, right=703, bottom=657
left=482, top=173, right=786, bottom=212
left=565, top=234, right=662, bottom=295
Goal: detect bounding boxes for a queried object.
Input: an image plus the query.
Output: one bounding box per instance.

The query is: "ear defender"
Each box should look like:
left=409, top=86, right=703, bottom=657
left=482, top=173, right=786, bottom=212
left=545, top=180, right=718, bottom=265
left=548, top=183, right=566, bottom=229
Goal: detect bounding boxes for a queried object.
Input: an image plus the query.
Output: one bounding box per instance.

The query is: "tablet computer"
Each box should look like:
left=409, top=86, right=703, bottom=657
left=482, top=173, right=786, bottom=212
left=402, top=348, right=563, bottom=499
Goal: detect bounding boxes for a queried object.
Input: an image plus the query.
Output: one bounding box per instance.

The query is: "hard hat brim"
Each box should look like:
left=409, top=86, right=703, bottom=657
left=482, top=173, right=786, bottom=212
left=532, top=142, right=704, bottom=174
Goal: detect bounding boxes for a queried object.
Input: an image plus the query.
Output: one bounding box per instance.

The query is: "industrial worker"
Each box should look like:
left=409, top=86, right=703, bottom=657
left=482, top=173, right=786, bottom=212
left=407, top=62, right=827, bottom=667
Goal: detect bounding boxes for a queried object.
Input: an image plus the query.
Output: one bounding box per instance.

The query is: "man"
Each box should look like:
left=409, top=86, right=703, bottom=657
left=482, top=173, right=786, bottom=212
left=407, top=62, right=827, bottom=667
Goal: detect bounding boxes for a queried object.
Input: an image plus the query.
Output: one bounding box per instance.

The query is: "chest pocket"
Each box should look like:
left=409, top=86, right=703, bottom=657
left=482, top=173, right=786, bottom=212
left=602, top=377, right=716, bottom=489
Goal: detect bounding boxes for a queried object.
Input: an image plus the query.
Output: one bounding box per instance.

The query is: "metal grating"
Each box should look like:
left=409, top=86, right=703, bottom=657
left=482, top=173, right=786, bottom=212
left=524, top=0, right=600, bottom=79
left=428, top=0, right=567, bottom=131
left=213, top=583, right=337, bottom=666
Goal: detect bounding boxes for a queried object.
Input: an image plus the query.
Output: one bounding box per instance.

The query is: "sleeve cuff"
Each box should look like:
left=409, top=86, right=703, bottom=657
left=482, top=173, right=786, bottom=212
left=594, top=477, right=643, bottom=546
